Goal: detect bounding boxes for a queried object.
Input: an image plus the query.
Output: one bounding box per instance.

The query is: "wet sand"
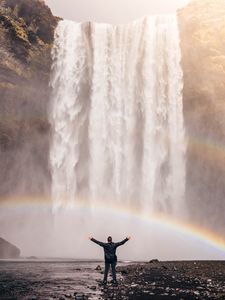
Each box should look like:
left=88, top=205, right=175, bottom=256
left=0, top=260, right=103, bottom=299
left=0, top=260, right=225, bottom=299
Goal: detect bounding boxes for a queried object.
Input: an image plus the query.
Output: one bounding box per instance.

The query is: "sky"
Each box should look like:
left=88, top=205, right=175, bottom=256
left=45, top=0, right=191, bottom=24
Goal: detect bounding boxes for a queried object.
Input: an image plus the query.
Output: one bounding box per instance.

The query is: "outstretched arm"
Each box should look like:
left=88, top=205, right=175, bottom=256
left=115, top=236, right=131, bottom=247
left=89, top=237, right=106, bottom=247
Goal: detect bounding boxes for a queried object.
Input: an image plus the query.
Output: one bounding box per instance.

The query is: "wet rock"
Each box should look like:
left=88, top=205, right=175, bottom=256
left=120, top=269, right=128, bottom=275
left=74, top=293, right=86, bottom=300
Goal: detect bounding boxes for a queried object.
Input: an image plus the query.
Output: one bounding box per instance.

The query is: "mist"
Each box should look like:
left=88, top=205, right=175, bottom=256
left=45, top=0, right=191, bottom=23
left=1, top=204, right=224, bottom=260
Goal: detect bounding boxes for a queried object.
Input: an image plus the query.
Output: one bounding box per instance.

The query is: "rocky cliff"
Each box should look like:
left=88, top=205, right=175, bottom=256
left=0, top=0, right=224, bottom=233
left=0, top=0, right=58, bottom=198
left=178, top=0, right=225, bottom=232
left=0, top=237, right=20, bottom=258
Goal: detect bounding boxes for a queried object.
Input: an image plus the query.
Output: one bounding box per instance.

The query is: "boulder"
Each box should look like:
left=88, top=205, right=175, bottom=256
left=95, top=265, right=102, bottom=271
left=149, top=259, right=159, bottom=263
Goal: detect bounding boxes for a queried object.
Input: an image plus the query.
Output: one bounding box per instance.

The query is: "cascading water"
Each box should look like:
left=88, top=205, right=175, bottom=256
left=2, top=15, right=225, bottom=261
left=1, top=14, right=225, bottom=261
left=49, top=15, right=186, bottom=216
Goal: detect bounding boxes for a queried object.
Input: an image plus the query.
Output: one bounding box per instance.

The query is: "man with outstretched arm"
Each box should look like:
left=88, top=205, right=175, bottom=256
left=89, top=236, right=131, bottom=285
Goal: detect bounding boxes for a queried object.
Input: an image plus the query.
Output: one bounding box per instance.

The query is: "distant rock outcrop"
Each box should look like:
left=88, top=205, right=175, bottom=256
left=0, top=237, right=20, bottom=258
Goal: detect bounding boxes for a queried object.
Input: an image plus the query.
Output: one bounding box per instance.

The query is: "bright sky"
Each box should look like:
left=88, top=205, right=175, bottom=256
left=45, top=0, right=191, bottom=24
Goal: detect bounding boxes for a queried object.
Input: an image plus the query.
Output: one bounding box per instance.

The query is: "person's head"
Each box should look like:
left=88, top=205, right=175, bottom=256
left=107, top=236, right=112, bottom=243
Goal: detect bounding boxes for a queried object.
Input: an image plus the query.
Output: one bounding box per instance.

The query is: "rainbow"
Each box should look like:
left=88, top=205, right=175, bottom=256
left=1, top=197, right=225, bottom=257
left=82, top=201, right=225, bottom=255
left=188, top=135, right=225, bottom=170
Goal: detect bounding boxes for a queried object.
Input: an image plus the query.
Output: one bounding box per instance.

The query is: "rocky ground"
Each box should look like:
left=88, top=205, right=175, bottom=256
left=101, top=261, right=225, bottom=299
left=0, top=260, right=225, bottom=299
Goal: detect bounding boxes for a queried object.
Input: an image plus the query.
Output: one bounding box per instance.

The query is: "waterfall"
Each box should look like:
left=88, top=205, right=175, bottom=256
left=49, top=15, right=186, bottom=215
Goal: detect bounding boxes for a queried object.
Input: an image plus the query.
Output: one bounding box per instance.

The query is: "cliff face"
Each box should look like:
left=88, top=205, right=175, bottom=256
left=178, top=0, right=225, bottom=231
left=0, top=237, right=20, bottom=258
left=0, top=0, right=58, bottom=197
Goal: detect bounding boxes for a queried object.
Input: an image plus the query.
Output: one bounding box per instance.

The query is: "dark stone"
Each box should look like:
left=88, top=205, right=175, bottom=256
left=149, top=259, right=159, bottom=263
left=74, top=293, right=86, bottom=300
left=95, top=265, right=102, bottom=271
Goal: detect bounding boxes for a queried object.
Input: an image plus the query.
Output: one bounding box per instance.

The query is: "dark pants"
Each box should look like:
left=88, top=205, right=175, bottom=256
left=104, top=261, right=117, bottom=282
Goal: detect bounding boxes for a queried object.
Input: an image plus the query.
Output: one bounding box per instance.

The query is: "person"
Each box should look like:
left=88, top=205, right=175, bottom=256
left=89, top=236, right=131, bottom=285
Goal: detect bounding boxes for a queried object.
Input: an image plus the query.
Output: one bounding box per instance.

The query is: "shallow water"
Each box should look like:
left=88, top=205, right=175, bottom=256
left=0, top=260, right=109, bottom=299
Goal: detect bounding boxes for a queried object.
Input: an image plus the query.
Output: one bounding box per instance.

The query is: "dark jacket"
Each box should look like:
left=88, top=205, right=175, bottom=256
left=91, top=238, right=129, bottom=263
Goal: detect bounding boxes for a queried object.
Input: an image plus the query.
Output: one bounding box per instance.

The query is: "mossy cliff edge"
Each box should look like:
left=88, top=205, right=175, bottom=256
left=0, top=0, right=58, bottom=197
